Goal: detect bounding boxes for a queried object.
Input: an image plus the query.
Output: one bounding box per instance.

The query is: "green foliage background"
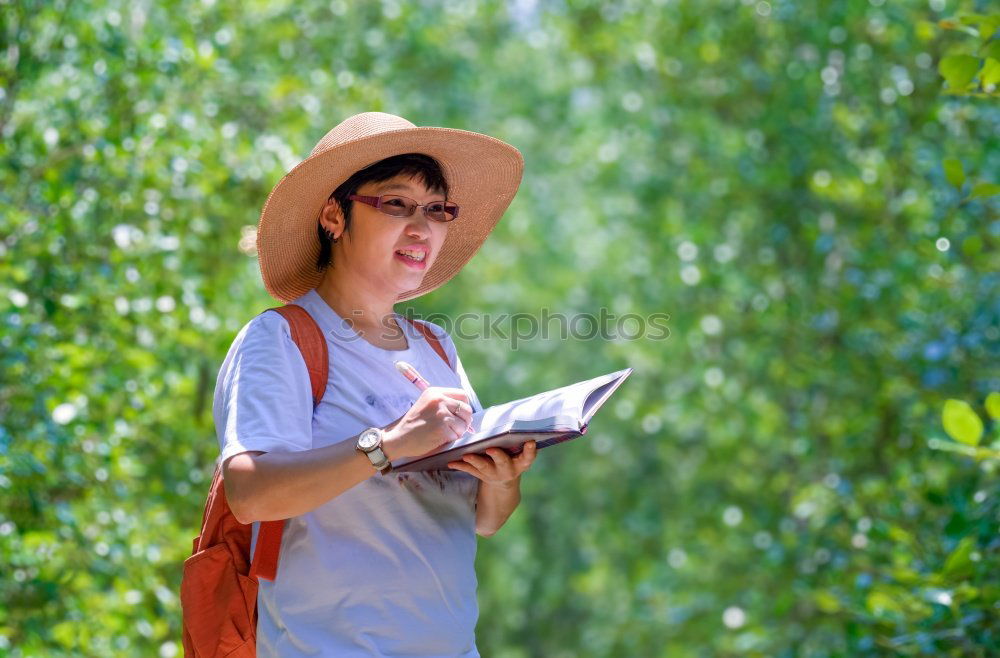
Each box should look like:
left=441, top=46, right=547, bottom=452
left=1, top=0, right=998, bottom=655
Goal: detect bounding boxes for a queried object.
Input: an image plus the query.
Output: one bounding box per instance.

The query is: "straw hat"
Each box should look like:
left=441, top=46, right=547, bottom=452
left=256, top=111, right=524, bottom=303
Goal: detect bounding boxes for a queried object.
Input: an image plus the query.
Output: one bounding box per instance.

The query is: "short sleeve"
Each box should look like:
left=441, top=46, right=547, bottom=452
left=422, top=321, right=484, bottom=414
left=212, top=310, right=314, bottom=464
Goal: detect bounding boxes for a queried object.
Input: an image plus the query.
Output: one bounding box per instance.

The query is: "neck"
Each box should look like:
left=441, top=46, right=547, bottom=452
left=315, top=265, right=401, bottom=341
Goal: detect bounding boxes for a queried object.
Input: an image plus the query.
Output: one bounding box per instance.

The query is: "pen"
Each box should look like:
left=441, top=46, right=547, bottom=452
left=394, top=360, right=430, bottom=391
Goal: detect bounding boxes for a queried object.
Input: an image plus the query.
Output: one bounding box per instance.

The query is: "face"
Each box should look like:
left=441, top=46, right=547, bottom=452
left=319, top=173, right=450, bottom=299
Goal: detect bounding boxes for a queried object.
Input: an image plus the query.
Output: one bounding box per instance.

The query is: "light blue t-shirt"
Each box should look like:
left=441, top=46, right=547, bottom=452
left=212, top=288, right=483, bottom=657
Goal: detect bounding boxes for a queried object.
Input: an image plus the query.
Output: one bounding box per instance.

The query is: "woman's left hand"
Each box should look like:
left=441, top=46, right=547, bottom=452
left=447, top=441, right=537, bottom=485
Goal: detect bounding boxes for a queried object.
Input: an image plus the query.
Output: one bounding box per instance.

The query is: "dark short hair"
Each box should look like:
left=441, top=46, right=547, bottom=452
left=315, top=153, right=450, bottom=271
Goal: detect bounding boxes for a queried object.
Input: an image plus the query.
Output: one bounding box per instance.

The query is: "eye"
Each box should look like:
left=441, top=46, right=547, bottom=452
left=385, top=198, right=406, bottom=207
left=426, top=203, right=445, bottom=212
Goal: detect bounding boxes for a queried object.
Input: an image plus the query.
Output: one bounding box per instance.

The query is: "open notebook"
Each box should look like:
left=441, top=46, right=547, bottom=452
left=391, top=367, right=634, bottom=472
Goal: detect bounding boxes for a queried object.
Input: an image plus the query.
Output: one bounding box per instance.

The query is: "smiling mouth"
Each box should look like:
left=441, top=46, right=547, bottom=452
left=394, top=249, right=428, bottom=270
left=395, top=249, right=427, bottom=263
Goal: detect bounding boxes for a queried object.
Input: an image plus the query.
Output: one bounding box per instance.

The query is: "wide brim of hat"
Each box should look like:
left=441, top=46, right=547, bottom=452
left=256, top=126, right=524, bottom=304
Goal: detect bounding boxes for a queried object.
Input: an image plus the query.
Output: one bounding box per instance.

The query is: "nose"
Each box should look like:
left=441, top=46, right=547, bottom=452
left=403, top=213, right=432, bottom=239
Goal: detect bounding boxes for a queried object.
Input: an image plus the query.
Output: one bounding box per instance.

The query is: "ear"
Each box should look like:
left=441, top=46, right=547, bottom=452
left=318, top=198, right=346, bottom=240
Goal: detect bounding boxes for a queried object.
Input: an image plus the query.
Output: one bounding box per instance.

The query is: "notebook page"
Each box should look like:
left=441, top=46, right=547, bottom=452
left=581, top=368, right=634, bottom=425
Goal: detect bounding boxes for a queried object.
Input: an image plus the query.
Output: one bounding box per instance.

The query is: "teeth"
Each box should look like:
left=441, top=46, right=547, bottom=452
left=397, top=250, right=426, bottom=262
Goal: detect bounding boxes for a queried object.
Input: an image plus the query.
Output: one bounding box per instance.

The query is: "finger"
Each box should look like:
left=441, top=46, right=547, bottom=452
left=514, top=441, right=537, bottom=469
left=447, top=461, right=482, bottom=477
left=483, top=448, right=518, bottom=480
left=443, top=416, right=467, bottom=441
left=437, top=396, right=474, bottom=435
left=439, top=401, right=471, bottom=425
left=484, top=447, right=514, bottom=468
left=446, top=400, right=474, bottom=424
left=457, top=404, right=477, bottom=433
left=440, top=388, right=470, bottom=403
left=461, top=452, right=494, bottom=475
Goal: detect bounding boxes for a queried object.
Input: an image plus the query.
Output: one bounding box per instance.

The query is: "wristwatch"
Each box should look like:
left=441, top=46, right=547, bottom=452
left=356, top=427, right=392, bottom=474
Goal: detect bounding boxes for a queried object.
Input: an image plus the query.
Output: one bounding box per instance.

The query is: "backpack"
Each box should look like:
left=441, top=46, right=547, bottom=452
left=180, top=303, right=452, bottom=658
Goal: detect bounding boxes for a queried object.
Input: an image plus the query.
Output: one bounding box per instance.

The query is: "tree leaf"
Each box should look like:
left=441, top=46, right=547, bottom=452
left=968, top=182, right=1000, bottom=199
left=957, top=13, right=999, bottom=39
left=976, top=18, right=1000, bottom=41
left=981, top=40, right=1000, bottom=61
left=942, top=399, right=984, bottom=446
left=943, top=536, right=976, bottom=578
left=942, top=157, right=965, bottom=189
left=866, top=590, right=902, bottom=616
left=939, top=54, right=981, bottom=90
left=957, top=13, right=986, bottom=25
left=814, top=589, right=841, bottom=613
left=985, top=392, right=1000, bottom=420
left=980, top=57, right=1000, bottom=88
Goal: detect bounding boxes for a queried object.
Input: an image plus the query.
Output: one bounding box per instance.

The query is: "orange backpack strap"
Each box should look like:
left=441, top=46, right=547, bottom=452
left=404, top=317, right=452, bottom=371
left=249, top=304, right=329, bottom=582
left=270, top=304, right=329, bottom=405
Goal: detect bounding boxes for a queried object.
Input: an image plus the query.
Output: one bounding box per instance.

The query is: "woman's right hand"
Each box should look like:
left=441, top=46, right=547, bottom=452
left=383, top=387, right=474, bottom=460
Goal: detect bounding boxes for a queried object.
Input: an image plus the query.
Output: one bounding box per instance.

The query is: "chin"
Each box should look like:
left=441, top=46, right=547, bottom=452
left=393, top=271, right=425, bottom=288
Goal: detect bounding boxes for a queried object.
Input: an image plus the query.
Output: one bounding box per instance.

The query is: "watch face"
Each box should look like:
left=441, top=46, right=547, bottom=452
left=359, top=430, right=379, bottom=450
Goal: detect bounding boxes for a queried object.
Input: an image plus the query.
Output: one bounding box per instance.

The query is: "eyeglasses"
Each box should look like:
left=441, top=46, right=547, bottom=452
left=347, top=194, right=460, bottom=223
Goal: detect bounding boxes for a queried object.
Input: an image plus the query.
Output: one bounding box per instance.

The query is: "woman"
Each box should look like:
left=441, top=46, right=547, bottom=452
left=212, top=112, right=536, bottom=657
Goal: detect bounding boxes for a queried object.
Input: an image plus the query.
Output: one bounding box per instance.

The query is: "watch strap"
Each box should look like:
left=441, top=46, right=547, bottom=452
left=368, top=446, right=392, bottom=474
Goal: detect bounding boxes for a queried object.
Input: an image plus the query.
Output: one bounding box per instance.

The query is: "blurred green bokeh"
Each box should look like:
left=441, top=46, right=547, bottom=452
left=1, top=0, right=998, bottom=656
